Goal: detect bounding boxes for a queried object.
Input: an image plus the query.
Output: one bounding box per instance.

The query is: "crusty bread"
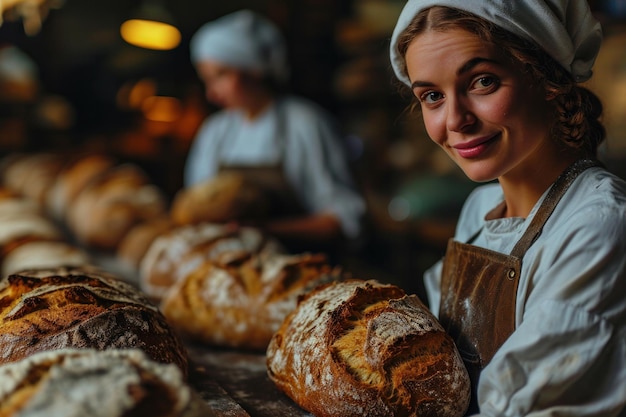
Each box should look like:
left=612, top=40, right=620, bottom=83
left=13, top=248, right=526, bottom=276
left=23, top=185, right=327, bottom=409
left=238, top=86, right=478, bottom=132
left=66, top=163, right=167, bottom=251
left=161, top=252, right=344, bottom=351
left=1, top=240, right=91, bottom=276
left=0, top=266, right=188, bottom=377
left=266, top=279, right=471, bottom=417
left=0, top=152, right=65, bottom=206
left=0, top=212, right=63, bottom=262
left=0, top=348, right=214, bottom=417
left=170, top=172, right=271, bottom=225
left=139, top=222, right=284, bottom=301
left=116, top=216, right=176, bottom=271
left=45, top=153, right=116, bottom=221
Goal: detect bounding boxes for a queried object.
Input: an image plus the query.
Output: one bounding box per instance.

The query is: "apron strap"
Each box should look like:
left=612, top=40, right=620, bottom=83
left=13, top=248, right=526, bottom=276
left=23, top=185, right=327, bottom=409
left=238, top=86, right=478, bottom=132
left=510, top=159, right=601, bottom=258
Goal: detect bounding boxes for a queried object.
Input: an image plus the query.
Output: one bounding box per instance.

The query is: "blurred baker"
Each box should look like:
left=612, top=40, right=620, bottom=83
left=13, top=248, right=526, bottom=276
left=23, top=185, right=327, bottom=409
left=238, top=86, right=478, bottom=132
left=185, top=10, right=366, bottom=255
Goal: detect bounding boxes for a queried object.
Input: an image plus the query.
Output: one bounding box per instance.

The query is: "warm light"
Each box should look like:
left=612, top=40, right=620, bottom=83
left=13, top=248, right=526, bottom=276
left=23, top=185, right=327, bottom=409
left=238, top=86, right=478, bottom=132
left=141, top=96, right=182, bottom=122
left=120, top=19, right=181, bottom=50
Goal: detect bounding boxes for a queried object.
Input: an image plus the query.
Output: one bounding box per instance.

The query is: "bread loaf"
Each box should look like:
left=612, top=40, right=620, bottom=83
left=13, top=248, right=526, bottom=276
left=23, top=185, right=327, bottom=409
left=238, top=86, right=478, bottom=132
left=2, top=240, right=90, bottom=276
left=116, top=216, right=176, bottom=270
left=45, top=153, right=116, bottom=221
left=0, top=266, right=189, bottom=376
left=139, top=222, right=284, bottom=301
left=0, top=348, right=214, bottom=417
left=0, top=152, right=65, bottom=206
left=161, top=252, right=343, bottom=351
left=170, top=172, right=271, bottom=225
left=66, top=163, right=167, bottom=251
left=0, top=212, right=63, bottom=262
left=266, top=279, right=471, bottom=417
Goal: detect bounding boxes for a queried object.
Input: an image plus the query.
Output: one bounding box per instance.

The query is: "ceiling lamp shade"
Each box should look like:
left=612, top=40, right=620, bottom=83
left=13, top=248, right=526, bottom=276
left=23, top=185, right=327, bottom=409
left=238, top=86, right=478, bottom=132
left=120, top=1, right=181, bottom=51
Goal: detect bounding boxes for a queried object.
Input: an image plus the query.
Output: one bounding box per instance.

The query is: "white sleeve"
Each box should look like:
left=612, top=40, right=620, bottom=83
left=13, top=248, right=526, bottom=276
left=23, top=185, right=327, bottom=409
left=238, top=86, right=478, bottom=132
left=473, top=203, right=626, bottom=416
left=184, top=117, right=222, bottom=187
left=283, top=102, right=365, bottom=239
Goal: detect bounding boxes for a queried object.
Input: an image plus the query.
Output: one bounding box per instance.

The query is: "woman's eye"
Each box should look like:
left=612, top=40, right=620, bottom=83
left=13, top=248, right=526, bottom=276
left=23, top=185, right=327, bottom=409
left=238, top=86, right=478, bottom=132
left=420, top=91, right=444, bottom=104
left=472, top=76, right=498, bottom=91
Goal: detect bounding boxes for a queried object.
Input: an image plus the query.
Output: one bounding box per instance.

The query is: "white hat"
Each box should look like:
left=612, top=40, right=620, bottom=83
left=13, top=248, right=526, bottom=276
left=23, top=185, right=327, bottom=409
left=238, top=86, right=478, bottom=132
left=190, top=10, right=289, bottom=83
left=390, top=0, right=602, bottom=85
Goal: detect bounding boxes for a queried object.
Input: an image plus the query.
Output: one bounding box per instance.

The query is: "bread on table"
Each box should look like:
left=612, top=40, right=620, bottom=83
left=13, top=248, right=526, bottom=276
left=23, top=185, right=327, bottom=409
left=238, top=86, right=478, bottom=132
left=2, top=240, right=91, bottom=276
left=66, top=163, right=167, bottom=251
left=45, top=153, right=117, bottom=221
left=116, top=216, right=176, bottom=271
left=139, top=222, right=284, bottom=301
left=0, top=212, right=63, bottom=262
left=161, top=252, right=343, bottom=351
left=170, top=172, right=271, bottom=225
left=266, top=279, right=471, bottom=417
left=0, top=348, right=214, bottom=417
left=0, top=266, right=188, bottom=377
left=0, top=152, right=66, bottom=206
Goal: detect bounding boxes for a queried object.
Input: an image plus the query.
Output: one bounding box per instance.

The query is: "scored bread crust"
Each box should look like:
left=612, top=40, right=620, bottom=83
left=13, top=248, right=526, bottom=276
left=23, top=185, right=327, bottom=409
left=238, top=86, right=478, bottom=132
left=266, top=279, right=471, bottom=417
left=161, top=253, right=343, bottom=351
left=0, top=348, right=214, bottom=417
left=0, top=266, right=189, bottom=377
left=139, top=223, right=284, bottom=301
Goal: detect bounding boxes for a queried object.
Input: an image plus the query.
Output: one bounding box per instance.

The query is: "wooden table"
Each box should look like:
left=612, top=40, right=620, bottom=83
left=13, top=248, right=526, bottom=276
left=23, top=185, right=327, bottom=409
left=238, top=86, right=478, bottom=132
left=187, top=344, right=314, bottom=417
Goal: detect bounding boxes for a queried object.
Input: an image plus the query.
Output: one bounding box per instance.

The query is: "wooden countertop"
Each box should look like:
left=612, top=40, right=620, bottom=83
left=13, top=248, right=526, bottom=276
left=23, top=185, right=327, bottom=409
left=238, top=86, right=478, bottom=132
left=187, top=344, right=313, bottom=417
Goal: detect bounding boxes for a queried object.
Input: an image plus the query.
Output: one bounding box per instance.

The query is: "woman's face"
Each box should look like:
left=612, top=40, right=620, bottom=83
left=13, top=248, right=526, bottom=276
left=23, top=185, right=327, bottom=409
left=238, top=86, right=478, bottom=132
left=405, top=28, right=554, bottom=183
left=195, top=60, right=250, bottom=109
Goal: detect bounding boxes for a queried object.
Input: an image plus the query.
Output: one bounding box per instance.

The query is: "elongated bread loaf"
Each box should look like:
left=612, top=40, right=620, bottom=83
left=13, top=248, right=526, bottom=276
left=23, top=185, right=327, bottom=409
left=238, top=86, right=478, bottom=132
left=266, top=279, right=471, bottom=417
left=0, top=266, right=188, bottom=376
left=0, top=348, right=214, bottom=417
left=161, top=253, right=343, bottom=351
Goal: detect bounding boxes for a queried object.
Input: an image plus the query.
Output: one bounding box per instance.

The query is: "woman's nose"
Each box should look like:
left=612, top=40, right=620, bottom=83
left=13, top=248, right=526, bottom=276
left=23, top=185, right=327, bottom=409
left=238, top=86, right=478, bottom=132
left=446, top=96, right=476, bottom=132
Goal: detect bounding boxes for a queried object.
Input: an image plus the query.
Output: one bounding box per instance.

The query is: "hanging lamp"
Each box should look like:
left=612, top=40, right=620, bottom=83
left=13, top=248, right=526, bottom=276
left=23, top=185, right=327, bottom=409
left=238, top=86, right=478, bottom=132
left=120, top=0, right=181, bottom=51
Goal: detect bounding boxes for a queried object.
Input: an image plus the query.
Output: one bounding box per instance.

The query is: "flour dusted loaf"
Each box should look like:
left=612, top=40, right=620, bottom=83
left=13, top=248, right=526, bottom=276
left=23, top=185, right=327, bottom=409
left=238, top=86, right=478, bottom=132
left=139, top=222, right=284, bottom=301
left=266, top=279, right=471, bottom=417
left=0, top=266, right=188, bottom=376
left=161, top=253, right=344, bottom=351
left=0, top=348, right=214, bottom=417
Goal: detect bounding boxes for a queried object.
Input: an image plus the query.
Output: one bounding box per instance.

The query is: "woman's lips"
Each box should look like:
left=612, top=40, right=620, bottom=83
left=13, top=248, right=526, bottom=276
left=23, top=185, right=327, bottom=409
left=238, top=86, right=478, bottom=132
left=453, top=134, right=499, bottom=158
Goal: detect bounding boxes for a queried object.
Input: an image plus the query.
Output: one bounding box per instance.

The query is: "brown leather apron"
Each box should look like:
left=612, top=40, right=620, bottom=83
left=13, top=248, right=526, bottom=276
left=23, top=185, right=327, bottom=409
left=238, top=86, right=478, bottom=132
left=439, top=159, right=599, bottom=415
left=217, top=100, right=304, bottom=218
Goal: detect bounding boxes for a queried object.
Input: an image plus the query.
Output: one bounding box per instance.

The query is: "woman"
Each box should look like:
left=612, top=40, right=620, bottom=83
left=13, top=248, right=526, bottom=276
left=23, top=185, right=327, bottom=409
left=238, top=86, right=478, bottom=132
left=390, top=1, right=626, bottom=415
left=185, top=10, right=365, bottom=253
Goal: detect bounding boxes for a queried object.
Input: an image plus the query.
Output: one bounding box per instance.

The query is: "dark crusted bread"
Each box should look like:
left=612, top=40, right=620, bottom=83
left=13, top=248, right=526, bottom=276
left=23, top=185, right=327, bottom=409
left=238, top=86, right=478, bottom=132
left=0, top=266, right=188, bottom=377
left=161, top=252, right=343, bottom=351
left=266, top=279, right=471, bottom=417
left=0, top=348, right=215, bottom=417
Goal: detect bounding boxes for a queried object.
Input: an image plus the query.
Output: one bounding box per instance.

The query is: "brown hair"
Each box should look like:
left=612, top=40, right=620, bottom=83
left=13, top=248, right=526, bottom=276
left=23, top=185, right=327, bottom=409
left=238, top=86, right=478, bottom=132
left=395, top=6, right=605, bottom=157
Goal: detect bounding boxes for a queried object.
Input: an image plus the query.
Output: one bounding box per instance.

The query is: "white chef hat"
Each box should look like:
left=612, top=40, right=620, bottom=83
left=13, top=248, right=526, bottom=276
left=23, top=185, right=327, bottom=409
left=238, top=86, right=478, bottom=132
left=190, top=10, right=289, bottom=83
left=390, top=0, right=602, bottom=85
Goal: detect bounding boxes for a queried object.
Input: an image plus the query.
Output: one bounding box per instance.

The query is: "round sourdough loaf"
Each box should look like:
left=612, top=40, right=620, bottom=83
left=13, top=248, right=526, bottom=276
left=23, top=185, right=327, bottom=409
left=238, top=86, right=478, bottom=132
left=0, top=348, right=214, bottom=417
left=266, top=279, right=471, bottom=417
left=0, top=266, right=189, bottom=377
left=161, top=252, right=343, bottom=351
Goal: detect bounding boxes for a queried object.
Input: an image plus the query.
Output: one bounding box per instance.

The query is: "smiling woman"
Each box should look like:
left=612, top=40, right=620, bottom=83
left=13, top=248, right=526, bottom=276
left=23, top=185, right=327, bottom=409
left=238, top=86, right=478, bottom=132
left=390, top=1, right=626, bottom=416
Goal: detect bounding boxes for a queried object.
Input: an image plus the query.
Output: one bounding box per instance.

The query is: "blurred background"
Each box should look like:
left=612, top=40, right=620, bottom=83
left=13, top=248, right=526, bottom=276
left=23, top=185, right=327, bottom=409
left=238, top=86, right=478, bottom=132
left=0, top=0, right=624, bottom=295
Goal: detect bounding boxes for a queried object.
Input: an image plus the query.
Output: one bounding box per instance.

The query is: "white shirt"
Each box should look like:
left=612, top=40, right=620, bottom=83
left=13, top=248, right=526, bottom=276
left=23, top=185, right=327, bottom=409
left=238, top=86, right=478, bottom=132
left=184, top=96, right=366, bottom=239
left=424, top=166, right=626, bottom=416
